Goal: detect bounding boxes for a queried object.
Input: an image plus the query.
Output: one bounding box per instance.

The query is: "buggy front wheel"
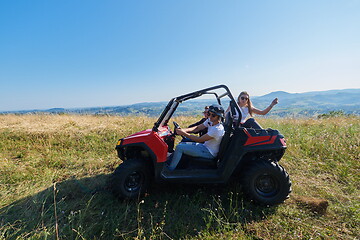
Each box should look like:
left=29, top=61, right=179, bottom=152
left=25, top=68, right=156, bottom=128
left=110, top=159, right=151, bottom=199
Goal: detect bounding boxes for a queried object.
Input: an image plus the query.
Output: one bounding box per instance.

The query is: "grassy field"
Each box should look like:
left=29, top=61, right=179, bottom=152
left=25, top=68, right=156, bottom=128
left=0, top=114, right=359, bottom=239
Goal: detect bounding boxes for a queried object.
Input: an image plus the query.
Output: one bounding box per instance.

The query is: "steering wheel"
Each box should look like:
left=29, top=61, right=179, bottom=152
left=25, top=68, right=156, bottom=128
left=173, top=121, right=180, bottom=130
left=173, top=121, right=185, bottom=139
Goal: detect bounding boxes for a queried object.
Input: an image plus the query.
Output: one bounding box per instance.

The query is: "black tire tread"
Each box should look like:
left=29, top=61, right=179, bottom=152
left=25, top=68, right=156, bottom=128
left=110, top=158, right=151, bottom=199
left=241, top=160, right=291, bottom=205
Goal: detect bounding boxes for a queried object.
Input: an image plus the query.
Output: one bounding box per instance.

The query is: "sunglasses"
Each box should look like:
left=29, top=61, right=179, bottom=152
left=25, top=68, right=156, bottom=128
left=240, top=96, right=248, bottom=101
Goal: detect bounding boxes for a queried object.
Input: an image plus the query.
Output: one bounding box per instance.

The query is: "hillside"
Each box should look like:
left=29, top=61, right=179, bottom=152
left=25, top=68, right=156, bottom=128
left=2, top=88, right=360, bottom=117
left=253, top=89, right=360, bottom=117
left=0, top=115, right=359, bottom=239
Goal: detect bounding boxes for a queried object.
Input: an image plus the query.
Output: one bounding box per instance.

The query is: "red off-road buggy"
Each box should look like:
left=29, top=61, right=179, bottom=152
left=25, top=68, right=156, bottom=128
left=111, top=85, right=291, bottom=205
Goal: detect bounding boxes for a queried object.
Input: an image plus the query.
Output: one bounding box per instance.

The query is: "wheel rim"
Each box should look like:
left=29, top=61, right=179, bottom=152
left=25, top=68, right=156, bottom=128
left=124, top=171, right=143, bottom=193
left=255, top=173, right=278, bottom=197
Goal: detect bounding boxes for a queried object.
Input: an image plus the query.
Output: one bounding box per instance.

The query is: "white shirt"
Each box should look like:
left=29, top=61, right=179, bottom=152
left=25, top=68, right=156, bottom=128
left=233, top=107, right=249, bottom=124
left=202, top=119, right=225, bottom=157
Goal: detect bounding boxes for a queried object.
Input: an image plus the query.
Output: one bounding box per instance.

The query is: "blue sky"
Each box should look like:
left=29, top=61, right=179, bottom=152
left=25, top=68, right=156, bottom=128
left=1, top=0, right=359, bottom=111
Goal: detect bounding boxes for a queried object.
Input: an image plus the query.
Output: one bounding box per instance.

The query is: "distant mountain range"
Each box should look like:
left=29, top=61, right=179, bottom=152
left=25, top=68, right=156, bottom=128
left=2, top=89, right=359, bottom=117
left=249, top=89, right=360, bottom=117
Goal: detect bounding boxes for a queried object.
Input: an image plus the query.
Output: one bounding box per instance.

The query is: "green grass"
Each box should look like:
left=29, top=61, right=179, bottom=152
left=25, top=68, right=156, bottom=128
left=0, top=115, right=359, bottom=239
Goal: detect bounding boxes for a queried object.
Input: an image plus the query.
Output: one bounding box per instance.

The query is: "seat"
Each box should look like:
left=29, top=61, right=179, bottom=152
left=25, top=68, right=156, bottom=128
left=181, top=111, right=234, bottom=169
left=217, top=111, right=233, bottom=160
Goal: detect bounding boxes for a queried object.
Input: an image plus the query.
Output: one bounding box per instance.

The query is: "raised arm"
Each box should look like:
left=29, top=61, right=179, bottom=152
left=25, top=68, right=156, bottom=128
left=252, top=98, right=278, bottom=115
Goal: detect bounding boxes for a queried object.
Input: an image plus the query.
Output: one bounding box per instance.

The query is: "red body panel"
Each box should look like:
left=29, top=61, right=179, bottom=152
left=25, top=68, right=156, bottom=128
left=121, top=127, right=170, bottom=163
left=243, top=129, right=278, bottom=147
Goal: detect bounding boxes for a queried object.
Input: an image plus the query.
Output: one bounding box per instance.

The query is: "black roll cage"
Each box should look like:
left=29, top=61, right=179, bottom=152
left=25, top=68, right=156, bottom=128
left=152, top=85, right=242, bottom=132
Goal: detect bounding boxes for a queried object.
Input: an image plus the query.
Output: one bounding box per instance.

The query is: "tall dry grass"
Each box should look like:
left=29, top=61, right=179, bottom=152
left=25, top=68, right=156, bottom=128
left=0, top=114, right=359, bottom=239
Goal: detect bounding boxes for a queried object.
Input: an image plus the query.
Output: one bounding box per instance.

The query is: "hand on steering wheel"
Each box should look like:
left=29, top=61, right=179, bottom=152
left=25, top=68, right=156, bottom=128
left=173, top=121, right=185, bottom=139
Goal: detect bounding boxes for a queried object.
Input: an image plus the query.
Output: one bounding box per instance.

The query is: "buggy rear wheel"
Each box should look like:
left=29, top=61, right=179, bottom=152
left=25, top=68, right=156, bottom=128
left=241, top=160, right=291, bottom=205
left=111, top=158, right=151, bottom=199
